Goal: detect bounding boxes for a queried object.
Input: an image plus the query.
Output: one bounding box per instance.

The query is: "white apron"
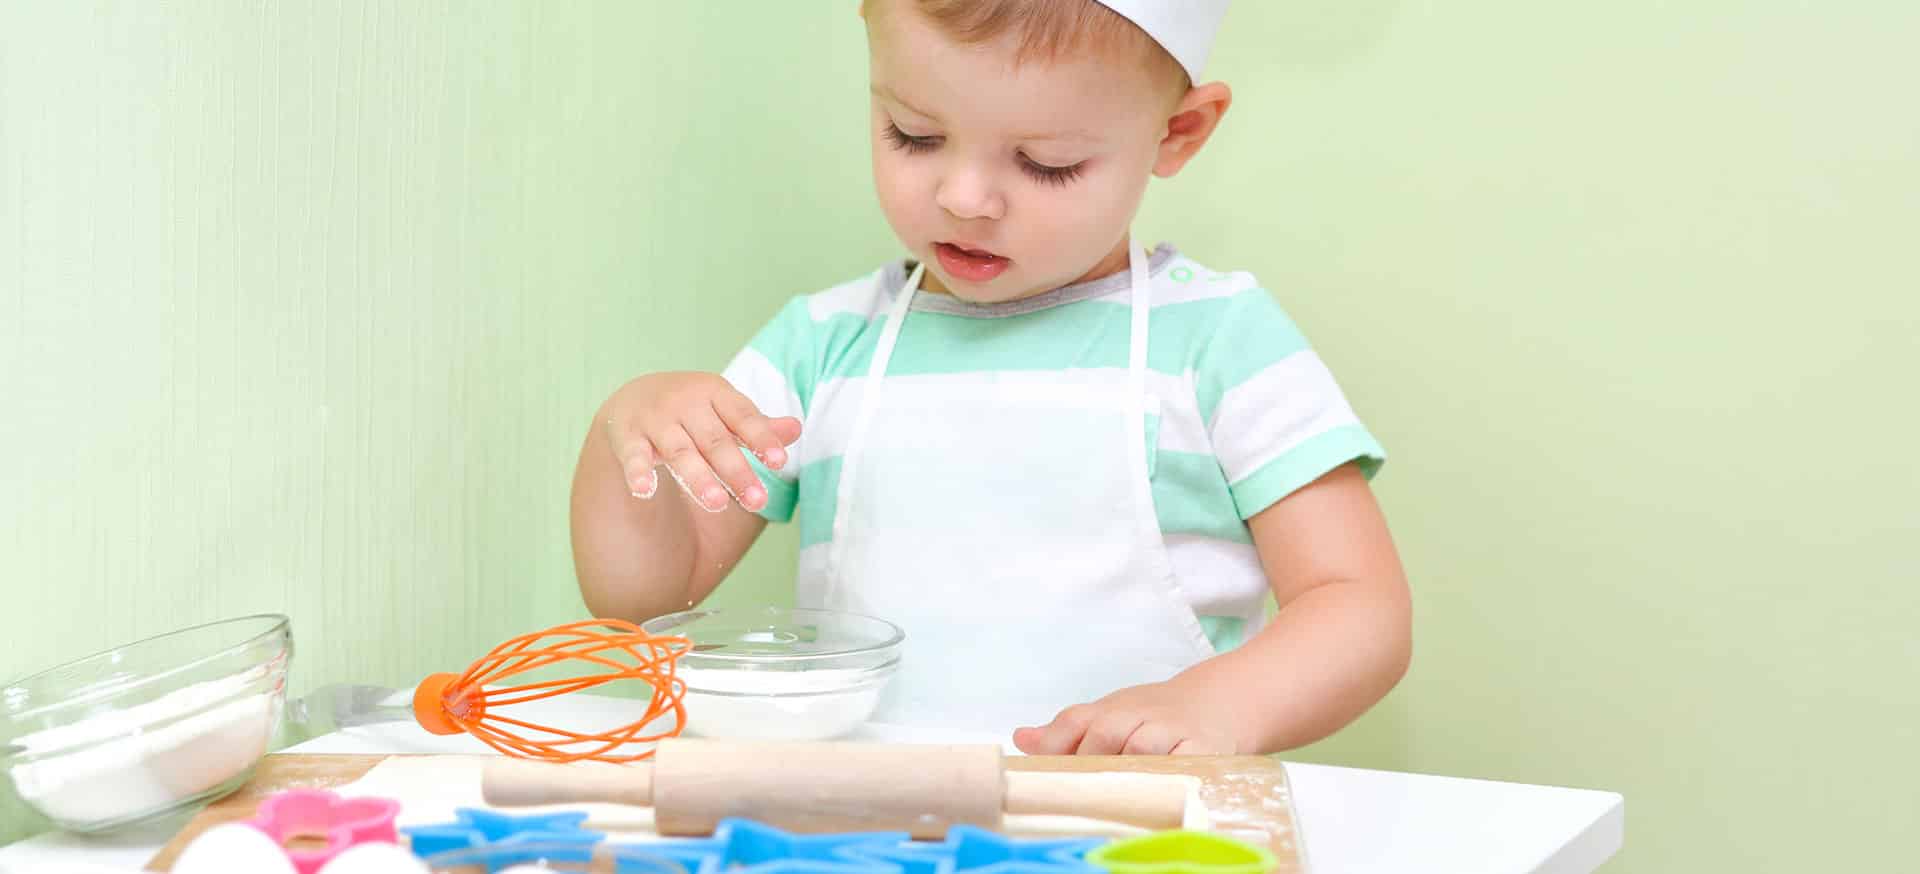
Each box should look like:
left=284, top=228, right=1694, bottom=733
left=819, top=241, right=1216, bottom=732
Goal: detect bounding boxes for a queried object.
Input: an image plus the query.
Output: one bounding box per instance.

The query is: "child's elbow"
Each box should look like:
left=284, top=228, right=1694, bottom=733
left=1371, top=576, right=1414, bottom=693
left=1384, top=629, right=1412, bottom=692
left=1384, top=590, right=1414, bottom=689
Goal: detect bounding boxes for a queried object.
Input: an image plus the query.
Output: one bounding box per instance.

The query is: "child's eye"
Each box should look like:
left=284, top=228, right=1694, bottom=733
left=1020, top=155, right=1085, bottom=187
left=884, top=122, right=941, bottom=154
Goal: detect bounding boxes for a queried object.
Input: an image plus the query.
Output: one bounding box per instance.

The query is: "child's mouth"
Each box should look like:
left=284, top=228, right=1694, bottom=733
left=933, top=242, right=1012, bottom=283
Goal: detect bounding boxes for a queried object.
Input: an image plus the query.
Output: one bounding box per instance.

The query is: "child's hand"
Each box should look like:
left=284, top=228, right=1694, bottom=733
left=600, top=372, right=801, bottom=514
left=1012, top=681, right=1240, bottom=756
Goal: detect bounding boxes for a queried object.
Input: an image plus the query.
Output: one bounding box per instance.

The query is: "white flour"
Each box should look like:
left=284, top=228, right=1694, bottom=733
left=5, top=668, right=277, bottom=826
left=677, top=667, right=888, bottom=741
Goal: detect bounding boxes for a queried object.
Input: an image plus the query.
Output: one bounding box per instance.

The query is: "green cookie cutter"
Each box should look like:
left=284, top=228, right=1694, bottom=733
left=1086, top=830, right=1279, bottom=874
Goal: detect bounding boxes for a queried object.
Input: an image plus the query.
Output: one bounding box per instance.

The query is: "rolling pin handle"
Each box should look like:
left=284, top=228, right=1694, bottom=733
left=1002, top=770, right=1189, bottom=831
left=481, top=758, right=655, bottom=807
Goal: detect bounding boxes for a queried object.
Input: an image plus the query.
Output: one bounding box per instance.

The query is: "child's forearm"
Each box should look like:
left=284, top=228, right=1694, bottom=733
left=570, top=412, right=702, bottom=623
left=1176, top=576, right=1413, bottom=753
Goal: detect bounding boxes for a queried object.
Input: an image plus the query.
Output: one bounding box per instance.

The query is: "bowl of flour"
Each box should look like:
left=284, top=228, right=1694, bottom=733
left=641, top=606, right=902, bottom=741
left=0, top=613, right=290, bottom=833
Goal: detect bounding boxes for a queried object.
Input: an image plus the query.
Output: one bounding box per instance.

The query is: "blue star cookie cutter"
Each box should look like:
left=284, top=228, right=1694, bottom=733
left=836, top=824, right=1105, bottom=874
left=701, top=818, right=910, bottom=874
left=600, top=818, right=910, bottom=874
left=402, top=807, right=604, bottom=859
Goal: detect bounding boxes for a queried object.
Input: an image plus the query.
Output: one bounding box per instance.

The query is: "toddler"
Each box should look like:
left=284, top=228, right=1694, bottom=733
left=572, top=0, right=1411, bottom=755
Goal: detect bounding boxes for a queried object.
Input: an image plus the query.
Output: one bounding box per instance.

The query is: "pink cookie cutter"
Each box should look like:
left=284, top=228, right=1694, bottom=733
left=245, top=788, right=403, bottom=874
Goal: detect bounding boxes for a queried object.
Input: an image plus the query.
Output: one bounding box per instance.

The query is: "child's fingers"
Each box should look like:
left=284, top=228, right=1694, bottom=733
left=604, top=415, right=659, bottom=498
left=1166, top=736, right=1231, bottom=756
left=1013, top=705, right=1094, bottom=755
left=1120, top=721, right=1182, bottom=756
left=712, top=391, right=798, bottom=471
left=650, top=425, right=733, bottom=513
left=686, top=412, right=768, bottom=513
left=766, top=415, right=803, bottom=448
left=1073, top=710, right=1146, bottom=756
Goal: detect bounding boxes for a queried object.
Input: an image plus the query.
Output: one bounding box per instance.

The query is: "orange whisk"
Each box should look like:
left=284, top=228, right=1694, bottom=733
left=404, top=618, right=691, bottom=763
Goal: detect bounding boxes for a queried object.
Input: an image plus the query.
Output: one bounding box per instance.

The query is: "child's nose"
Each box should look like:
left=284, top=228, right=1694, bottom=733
left=935, top=165, right=1005, bottom=221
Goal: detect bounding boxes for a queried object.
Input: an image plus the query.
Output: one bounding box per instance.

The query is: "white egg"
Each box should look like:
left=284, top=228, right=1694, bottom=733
left=317, top=842, right=432, bottom=873
left=172, top=823, right=297, bottom=874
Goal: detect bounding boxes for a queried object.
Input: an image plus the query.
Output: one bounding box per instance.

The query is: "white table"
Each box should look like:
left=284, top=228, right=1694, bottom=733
left=0, top=697, right=1622, bottom=874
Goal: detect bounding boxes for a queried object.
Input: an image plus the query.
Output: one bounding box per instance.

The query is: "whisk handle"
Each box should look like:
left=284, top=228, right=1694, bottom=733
left=482, top=758, right=654, bottom=807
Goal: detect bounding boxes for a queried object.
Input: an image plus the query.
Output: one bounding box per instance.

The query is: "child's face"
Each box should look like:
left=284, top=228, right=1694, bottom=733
left=865, top=7, right=1180, bottom=302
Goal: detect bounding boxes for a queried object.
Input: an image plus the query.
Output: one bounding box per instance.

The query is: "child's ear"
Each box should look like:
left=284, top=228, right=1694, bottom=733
left=1154, top=82, right=1233, bottom=178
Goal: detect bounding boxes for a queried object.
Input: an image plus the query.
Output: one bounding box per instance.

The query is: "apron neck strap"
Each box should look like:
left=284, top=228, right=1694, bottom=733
left=865, top=261, right=924, bottom=385
left=869, top=246, right=1152, bottom=386
left=1126, top=240, right=1151, bottom=404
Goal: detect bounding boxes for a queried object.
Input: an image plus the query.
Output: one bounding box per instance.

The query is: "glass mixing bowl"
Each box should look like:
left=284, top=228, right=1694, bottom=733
left=640, top=606, right=902, bottom=741
left=0, top=614, right=291, bottom=833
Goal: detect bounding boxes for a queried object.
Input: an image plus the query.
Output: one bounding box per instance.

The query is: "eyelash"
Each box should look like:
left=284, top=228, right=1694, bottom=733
left=883, top=122, right=1085, bottom=187
left=882, top=122, right=940, bottom=155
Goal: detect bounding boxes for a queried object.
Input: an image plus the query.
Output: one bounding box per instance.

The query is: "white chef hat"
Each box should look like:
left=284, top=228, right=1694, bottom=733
left=1093, top=0, right=1230, bottom=83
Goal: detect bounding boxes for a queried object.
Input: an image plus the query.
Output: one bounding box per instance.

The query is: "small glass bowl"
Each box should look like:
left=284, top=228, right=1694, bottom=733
left=640, top=606, right=903, bottom=741
left=0, top=614, right=292, bottom=833
left=424, top=842, right=688, bottom=874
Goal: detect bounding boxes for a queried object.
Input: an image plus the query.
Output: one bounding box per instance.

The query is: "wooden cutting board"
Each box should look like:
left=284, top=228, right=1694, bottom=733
left=147, top=753, right=1303, bottom=873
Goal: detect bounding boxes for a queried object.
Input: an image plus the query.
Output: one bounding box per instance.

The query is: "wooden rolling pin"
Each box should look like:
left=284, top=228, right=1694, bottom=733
left=483, top=739, right=1191, bottom=839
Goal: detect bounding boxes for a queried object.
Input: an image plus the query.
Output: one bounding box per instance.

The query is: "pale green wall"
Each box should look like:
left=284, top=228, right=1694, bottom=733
left=1, top=2, right=1913, bottom=869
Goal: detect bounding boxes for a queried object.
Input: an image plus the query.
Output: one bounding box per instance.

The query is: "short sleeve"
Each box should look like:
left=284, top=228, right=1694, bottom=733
left=719, top=298, right=815, bottom=523
left=1195, top=288, right=1386, bottom=520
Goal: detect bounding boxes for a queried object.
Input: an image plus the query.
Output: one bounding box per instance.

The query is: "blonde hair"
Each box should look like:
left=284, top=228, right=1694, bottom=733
left=864, top=0, right=1191, bottom=94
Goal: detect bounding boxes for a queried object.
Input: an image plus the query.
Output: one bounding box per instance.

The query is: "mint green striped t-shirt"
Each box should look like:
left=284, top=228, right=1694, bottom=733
left=720, top=244, right=1385, bottom=653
